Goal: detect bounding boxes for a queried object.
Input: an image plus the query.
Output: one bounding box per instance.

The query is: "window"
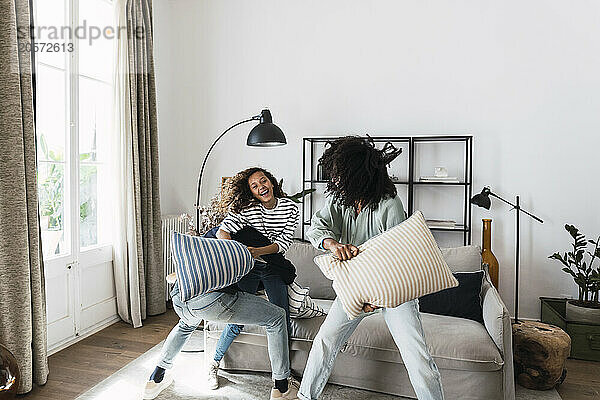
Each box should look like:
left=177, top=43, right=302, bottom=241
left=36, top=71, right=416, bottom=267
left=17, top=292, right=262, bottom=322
left=35, top=0, right=115, bottom=258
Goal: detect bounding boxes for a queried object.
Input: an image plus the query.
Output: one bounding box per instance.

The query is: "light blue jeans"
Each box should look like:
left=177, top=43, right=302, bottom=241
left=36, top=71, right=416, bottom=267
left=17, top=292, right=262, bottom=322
left=214, top=262, right=291, bottom=362
left=157, top=285, right=291, bottom=381
left=298, top=298, right=444, bottom=400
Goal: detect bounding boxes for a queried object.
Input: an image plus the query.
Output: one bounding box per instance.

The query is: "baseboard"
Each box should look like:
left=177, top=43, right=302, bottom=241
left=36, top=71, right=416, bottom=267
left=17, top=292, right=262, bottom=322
left=47, top=314, right=120, bottom=356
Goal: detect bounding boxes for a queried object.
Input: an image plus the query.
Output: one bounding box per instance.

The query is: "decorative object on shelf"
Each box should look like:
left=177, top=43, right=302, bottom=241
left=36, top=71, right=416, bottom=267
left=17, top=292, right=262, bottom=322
left=470, top=186, right=544, bottom=322
left=316, top=163, right=329, bottom=181
left=434, top=166, right=448, bottom=177
left=549, top=225, right=600, bottom=324
left=540, top=297, right=600, bottom=362
left=195, top=109, right=286, bottom=230
left=0, top=344, right=20, bottom=398
left=481, top=219, right=499, bottom=289
left=303, top=136, right=473, bottom=245
left=419, top=176, right=459, bottom=183
left=512, top=320, right=570, bottom=390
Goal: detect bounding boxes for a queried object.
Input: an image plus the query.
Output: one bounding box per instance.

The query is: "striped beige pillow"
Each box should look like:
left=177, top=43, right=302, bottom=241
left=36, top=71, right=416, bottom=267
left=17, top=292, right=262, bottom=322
left=313, top=211, right=459, bottom=319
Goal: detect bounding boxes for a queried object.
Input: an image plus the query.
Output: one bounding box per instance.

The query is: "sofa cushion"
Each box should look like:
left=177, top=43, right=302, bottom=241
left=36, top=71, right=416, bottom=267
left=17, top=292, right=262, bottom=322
left=288, top=282, right=327, bottom=319
left=419, top=271, right=484, bottom=323
left=441, top=245, right=482, bottom=272
left=207, top=300, right=503, bottom=372
left=287, top=240, right=335, bottom=300
left=313, top=211, right=458, bottom=319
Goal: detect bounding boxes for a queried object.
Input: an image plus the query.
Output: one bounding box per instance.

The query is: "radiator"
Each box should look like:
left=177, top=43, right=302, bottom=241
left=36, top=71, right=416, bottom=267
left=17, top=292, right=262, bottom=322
left=161, top=214, right=189, bottom=299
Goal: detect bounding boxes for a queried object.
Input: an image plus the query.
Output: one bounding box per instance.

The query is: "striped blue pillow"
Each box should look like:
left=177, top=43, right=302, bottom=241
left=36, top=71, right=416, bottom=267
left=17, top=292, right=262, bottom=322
left=171, top=232, right=255, bottom=302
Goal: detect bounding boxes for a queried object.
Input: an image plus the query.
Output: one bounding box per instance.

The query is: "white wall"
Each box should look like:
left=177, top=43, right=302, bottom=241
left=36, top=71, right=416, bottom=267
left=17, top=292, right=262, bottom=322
left=153, top=0, right=600, bottom=319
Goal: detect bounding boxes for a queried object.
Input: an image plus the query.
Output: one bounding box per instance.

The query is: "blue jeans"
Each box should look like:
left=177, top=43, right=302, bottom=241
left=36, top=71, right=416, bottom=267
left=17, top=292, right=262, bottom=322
left=298, top=298, right=444, bottom=400
left=157, top=285, right=291, bottom=380
left=213, top=262, right=290, bottom=362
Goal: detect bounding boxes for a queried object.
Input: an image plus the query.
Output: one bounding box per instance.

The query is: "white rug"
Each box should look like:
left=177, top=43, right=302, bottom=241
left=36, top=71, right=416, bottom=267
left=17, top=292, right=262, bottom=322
left=76, top=330, right=562, bottom=400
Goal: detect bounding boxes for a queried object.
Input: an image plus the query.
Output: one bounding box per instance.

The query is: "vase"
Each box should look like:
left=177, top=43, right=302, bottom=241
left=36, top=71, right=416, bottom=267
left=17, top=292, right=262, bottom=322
left=482, top=219, right=499, bottom=288
left=0, top=344, right=20, bottom=398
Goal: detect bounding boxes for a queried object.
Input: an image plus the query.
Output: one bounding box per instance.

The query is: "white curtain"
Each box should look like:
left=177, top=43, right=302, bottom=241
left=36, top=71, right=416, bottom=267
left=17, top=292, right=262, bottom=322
left=111, top=0, right=143, bottom=327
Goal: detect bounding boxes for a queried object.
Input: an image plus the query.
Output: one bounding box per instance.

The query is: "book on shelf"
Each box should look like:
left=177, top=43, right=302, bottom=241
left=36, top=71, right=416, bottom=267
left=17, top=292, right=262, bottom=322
left=419, top=176, right=460, bottom=183
left=426, top=219, right=457, bottom=228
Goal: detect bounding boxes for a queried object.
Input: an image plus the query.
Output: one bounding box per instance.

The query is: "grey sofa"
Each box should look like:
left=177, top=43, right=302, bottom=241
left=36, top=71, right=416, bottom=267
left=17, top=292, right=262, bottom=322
left=205, top=241, right=515, bottom=400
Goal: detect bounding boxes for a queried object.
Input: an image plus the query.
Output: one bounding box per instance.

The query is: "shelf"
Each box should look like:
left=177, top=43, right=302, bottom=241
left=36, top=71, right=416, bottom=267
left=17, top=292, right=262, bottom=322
left=304, top=136, right=411, bottom=143
left=412, top=135, right=472, bottom=142
left=428, top=225, right=469, bottom=232
left=414, top=181, right=471, bottom=186
left=302, top=135, right=473, bottom=244
left=305, top=180, right=410, bottom=185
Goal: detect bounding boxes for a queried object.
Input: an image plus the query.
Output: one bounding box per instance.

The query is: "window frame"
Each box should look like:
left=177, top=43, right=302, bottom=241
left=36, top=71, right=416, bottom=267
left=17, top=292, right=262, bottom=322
left=35, top=0, right=114, bottom=262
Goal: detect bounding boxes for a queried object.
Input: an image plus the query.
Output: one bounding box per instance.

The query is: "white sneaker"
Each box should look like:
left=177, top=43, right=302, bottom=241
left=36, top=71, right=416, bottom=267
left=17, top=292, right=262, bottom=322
left=270, top=377, right=300, bottom=399
left=143, top=372, right=173, bottom=399
left=206, top=360, right=219, bottom=390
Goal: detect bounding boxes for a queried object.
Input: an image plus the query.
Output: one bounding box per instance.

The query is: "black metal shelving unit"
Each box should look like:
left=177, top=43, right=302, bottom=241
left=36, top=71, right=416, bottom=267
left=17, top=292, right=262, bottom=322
left=302, top=135, right=473, bottom=245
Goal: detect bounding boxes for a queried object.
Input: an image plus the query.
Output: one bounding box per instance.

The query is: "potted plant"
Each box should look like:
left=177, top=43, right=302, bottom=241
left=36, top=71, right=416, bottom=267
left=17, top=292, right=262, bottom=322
left=549, top=224, right=600, bottom=323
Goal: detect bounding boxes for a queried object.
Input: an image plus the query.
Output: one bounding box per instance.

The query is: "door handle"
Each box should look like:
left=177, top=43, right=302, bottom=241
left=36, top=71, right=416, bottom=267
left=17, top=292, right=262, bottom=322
left=66, top=261, right=78, bottom=270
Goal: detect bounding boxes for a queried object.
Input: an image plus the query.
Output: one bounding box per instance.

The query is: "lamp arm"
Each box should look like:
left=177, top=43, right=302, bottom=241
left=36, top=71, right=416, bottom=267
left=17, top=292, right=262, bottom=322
left=195, top=115, right=260, bottom=231
left=488, top=192, right=544, bottom=224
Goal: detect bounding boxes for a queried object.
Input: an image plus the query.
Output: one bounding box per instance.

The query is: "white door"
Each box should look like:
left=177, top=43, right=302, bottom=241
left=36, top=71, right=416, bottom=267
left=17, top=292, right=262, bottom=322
left=35, top=0, right=118, bottom=351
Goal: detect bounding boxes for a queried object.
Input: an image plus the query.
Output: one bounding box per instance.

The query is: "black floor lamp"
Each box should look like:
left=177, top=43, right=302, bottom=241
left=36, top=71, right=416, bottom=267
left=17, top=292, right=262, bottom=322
left=195, top=109, right=287, bottom=231
left=471, top=187, right=544, bottom=322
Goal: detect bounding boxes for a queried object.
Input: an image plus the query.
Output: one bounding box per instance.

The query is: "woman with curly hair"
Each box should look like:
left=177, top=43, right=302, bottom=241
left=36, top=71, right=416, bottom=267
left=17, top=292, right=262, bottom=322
left=144, top=167, right=300, bottom=400
left=298, top=136, right=444, bottom=400
left=209, top=167, right=299, bottom=393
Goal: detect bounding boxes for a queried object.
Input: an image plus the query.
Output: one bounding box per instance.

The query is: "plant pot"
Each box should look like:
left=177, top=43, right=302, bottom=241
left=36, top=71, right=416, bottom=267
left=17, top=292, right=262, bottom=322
left=566, top=300, right=600, bottom=324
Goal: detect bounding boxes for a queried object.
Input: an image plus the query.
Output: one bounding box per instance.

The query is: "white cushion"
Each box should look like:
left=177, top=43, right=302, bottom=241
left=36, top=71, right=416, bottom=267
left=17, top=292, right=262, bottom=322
left=313, top=211, right=459, bottom=319
left=287, top=281, right=327, bottom=319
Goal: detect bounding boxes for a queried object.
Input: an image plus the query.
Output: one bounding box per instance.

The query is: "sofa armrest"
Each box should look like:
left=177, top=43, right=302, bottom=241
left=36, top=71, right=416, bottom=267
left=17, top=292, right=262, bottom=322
left=482, top=278, right=507, bottom=356
left=481, top=270, right=515, bottom=400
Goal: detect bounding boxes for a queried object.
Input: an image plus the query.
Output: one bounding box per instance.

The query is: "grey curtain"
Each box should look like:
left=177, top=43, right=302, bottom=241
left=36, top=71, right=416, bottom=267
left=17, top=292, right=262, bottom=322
left=126, top=0, right=165, bottom=318
left=0, top=0, right=49, bottom=394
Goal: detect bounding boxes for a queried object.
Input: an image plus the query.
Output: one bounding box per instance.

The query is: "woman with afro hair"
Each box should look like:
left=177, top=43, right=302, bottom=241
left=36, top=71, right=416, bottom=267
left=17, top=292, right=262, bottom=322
left=298, top=136, right=445, bottom=400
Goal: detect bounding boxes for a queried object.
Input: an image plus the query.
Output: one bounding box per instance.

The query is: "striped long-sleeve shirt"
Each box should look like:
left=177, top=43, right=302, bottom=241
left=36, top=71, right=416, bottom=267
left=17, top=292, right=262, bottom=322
left=219, top=198, right=299, bottom=253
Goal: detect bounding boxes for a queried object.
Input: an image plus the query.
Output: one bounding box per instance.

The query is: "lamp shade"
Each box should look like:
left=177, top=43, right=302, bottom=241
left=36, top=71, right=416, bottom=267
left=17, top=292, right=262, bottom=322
left=246, top=109, right=287, bottom=147
left=471, top=187, right=492, bottom=209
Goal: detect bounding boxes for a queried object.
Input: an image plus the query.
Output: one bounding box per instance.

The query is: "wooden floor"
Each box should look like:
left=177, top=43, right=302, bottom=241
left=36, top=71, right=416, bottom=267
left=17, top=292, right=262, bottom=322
left=23, top=310, right=179, bottom=400
left=557, top=358, right=600, bottom=400
left=21, top=309, right=600, bottom=400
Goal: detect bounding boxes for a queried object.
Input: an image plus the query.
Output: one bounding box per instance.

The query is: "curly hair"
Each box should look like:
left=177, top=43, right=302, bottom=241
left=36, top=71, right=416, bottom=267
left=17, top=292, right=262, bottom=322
left=221, top=167, right=286, bottom=214
left=319, top=136, right=402, bottom=211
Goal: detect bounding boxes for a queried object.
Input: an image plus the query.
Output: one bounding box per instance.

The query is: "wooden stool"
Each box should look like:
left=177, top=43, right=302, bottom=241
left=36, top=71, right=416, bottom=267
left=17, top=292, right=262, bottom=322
left=512, top=320, right=571, bottom=390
